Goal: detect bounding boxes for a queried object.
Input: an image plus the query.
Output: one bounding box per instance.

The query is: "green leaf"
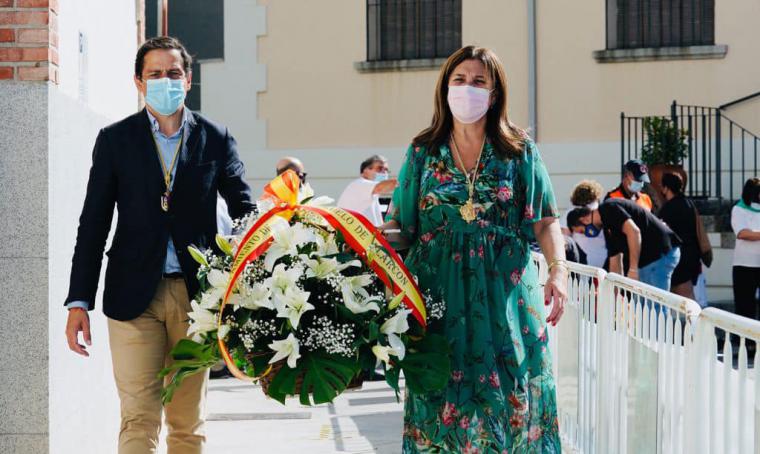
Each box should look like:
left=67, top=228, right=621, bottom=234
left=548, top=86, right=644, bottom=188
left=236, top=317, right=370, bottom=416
left=398, top=334, right=451, bottom=394
left=160, top=339, right=220, bottom=404
left=299, top=353, right=361, bottom=406
left=264, top=353, right=361, bottom=406
left=384, top=365, right=401, bottom=401
left=388, top=292, right=405, bottom=310
left=215, top=234, right=234, bottom=257
left=187, top=245, right=209, bottom=267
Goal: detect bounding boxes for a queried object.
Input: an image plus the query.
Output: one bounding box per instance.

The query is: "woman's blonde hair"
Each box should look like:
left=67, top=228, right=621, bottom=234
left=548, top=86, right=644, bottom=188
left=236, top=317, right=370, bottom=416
left=570, top=180, right=604, bottom=206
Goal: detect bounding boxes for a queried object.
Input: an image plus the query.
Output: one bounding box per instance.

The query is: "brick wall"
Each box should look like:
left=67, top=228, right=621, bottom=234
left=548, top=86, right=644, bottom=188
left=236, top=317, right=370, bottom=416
left=0, top=0, right=58, bottom=82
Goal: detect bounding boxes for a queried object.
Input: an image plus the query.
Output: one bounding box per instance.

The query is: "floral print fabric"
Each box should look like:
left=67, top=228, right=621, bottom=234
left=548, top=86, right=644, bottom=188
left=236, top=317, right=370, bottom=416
left=390, top=139, right=561, bottom=453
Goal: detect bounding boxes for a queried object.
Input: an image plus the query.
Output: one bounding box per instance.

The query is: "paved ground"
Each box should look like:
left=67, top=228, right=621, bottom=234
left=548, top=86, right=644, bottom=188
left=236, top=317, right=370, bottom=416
left=159, top=376, right=406, bottom=454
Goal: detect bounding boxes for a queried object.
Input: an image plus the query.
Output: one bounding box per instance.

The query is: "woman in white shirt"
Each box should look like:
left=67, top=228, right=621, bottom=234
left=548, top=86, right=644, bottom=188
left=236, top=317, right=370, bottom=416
left=561, top=180, right=608, bottom=268
left=732, top=178, right=760, bottom=320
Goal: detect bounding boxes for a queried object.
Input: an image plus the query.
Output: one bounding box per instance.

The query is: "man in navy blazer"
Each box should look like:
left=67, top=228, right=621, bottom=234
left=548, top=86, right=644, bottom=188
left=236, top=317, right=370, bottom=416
left=64, top=36, right=254, bottom=454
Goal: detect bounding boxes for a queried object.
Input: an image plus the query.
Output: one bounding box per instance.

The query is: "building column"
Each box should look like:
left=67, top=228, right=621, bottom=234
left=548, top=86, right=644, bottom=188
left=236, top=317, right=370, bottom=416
left=0, top=0, right=58, bottom=452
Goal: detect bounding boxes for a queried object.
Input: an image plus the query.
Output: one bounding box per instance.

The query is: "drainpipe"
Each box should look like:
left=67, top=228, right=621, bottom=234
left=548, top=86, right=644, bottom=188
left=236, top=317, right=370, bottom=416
left=527, top=0, right=538, bottom=140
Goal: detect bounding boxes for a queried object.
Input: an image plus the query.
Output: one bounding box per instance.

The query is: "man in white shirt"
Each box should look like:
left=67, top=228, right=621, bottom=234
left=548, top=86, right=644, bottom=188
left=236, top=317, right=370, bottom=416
left=338, top=155, right=397, bottom=226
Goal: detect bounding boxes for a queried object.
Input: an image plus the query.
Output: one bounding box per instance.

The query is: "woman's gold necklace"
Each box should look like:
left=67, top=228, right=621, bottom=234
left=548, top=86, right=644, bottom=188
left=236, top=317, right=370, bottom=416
left=450, top=133, right=486, bottom=223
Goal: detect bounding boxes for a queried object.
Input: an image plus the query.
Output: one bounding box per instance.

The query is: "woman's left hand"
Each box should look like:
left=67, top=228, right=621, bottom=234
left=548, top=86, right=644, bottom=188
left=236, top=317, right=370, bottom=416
left=544, top=268, right=567, bottom=326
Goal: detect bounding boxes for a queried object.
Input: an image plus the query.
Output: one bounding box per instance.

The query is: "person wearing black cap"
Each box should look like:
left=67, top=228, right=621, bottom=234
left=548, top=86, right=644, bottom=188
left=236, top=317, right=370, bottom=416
left=605, top=159, right=654, bottom=211
left=567, top=198, right=681, bottom=290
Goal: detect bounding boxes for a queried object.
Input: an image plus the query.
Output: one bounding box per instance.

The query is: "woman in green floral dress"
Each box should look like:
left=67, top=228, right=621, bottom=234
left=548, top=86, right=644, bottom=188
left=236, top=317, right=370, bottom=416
left=384, top=46, right=568, bottom=453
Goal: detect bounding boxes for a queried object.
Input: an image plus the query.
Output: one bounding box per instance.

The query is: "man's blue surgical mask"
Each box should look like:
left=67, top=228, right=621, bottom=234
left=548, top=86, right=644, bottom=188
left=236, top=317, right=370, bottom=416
left=145, top=78, right=186, bottom=116
left=627, top=180, right=644, bottom=193
left=373, top=172, right=389, bottom=183
left=583, top=223, right=602, bottom=238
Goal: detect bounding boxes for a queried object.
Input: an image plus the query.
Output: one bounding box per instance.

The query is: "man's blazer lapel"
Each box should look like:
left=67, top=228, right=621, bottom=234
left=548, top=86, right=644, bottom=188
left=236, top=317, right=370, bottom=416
left=173, top=110, right=201, bottom=191
left=136, top=109, right=166, bottom=192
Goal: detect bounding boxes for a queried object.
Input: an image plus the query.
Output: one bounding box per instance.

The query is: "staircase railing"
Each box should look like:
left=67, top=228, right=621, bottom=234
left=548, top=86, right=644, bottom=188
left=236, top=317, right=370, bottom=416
left=620, top=101, right=759, bottom=201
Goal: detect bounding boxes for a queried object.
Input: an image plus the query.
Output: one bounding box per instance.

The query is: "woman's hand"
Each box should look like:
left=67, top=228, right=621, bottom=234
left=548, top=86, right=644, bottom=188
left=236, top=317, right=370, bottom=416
left=544, top=267, right=567, bottom=326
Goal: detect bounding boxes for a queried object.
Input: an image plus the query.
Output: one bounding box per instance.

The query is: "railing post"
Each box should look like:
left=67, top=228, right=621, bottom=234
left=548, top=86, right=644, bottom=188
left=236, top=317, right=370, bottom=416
left=671, top=100, right=678, bottom=125
left=620, top=112, right=625, bottom=178
left=715, top=109, right=722, bottom=201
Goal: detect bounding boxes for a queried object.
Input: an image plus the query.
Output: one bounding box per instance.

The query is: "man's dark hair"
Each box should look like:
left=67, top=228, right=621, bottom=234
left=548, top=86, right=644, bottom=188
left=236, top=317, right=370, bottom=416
left=135, top=36, right=193, bottom=79
left=567, top=207, right=591, bottom=229
left=741, top=177, right=760, bottom=205
left=662, top=173, right=684, bottom=195
left=360, top=155, right=387, bottom=174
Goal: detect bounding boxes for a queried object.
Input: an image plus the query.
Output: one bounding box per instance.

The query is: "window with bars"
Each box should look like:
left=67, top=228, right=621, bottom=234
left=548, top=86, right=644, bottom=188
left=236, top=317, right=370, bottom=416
left=366, top=0, right=461, bottom=62
left=606, top=0, right=715, bottom=50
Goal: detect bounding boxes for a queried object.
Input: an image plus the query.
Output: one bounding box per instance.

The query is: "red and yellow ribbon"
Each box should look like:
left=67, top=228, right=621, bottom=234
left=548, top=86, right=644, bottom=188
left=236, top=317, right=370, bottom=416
left=217, top=170, right=425, bottom=381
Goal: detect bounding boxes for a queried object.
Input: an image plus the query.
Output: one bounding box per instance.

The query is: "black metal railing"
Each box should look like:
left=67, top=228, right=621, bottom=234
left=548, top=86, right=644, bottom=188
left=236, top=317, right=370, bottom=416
left=621, top=101, right=759, bottom=201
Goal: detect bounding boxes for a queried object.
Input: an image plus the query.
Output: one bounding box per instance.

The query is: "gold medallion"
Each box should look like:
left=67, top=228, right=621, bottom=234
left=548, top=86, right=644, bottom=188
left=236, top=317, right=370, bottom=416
left=450, top=133, right=487, bottom=224
left=460, top=199, right=477, bottom=223
left=161, top=192, right=170, bottom=212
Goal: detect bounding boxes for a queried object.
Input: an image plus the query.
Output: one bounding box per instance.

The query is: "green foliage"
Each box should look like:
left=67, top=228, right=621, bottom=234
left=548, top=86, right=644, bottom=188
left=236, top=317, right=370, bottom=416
left=641, top=116, right=688, bottom=166
left=187, top=245, right=209, bottom=267
left=397, top=333, right=451, bottom=394
left=215, top=234, right=234, bottom=257
left=265, top=352, right=361, bottom=406
left=159, top=339, right=220, bottom=404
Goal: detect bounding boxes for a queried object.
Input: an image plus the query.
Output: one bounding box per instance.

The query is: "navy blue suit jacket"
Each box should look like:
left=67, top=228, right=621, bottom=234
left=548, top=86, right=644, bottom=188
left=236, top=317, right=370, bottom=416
left=65, top=108, right=254, bottom=321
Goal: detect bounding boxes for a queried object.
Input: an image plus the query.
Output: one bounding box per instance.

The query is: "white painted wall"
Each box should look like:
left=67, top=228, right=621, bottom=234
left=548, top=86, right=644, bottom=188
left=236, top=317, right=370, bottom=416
left=48, top=88, right=122, bottom=454
left=48, top=2, right=138, bottom=452
left=201, top=0, right=267, bottom=152
left=56, top=0, right=138, bottom=120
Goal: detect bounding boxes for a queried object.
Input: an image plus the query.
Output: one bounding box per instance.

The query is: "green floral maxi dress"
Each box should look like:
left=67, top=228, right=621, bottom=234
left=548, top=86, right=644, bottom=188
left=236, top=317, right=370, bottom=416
left=389, top=139, right=561, bottom=453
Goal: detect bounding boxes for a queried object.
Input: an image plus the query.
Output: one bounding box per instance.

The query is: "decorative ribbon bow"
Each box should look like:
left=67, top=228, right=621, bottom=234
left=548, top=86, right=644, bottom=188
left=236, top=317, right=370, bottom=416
left=217, top=170, right=426, bottom=380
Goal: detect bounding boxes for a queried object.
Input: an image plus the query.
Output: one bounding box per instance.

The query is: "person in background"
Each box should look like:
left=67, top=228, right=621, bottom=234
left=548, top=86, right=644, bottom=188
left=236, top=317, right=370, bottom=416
left=731, top=178, right=760, bottom=320
left=560, top=180, right=607, bottom=268
left=567, top=198, right=681, bottom=291
left=337, top=155, right=397, bottom=226
left=275, top=156, right=307, bottom=183
left=658, top=173, right=701, bottom=299
left=605, top=159, right=654, bottom=211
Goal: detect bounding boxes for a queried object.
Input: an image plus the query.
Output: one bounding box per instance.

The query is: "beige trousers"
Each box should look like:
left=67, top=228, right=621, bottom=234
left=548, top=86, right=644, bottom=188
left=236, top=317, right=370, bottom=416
left=108, top=278, right=208, bottom=454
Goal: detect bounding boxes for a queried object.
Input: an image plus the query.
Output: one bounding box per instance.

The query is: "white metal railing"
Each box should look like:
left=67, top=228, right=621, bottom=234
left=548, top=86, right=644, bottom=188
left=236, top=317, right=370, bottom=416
left=533, top=252, right=760, bottom=454
left=690, top=308, right=760, bottom=454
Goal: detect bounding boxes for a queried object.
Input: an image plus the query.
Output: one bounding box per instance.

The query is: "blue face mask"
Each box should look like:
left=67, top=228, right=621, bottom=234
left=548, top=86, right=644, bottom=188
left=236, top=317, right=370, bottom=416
left=145, top=78, right=186, bottom=116
left=583, top=223, right=602, bottom=238
left=373, top=172, right=389, bottom=182
left=627, top=180, right=644, bottom=193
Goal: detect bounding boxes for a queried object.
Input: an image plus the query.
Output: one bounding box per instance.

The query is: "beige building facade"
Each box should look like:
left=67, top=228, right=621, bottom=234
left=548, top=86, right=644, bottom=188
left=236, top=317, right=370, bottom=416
left=198, top=0, right=760, bottom=303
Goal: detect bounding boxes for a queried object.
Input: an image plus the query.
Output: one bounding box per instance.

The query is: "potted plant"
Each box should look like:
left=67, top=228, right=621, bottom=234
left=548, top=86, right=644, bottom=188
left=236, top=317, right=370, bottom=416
left=640, top=116, right=689, bottom=195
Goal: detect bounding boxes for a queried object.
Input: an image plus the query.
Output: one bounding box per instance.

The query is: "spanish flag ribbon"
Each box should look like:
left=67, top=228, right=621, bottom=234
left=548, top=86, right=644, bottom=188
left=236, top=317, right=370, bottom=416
left=217, top=170, right=426, bottom=381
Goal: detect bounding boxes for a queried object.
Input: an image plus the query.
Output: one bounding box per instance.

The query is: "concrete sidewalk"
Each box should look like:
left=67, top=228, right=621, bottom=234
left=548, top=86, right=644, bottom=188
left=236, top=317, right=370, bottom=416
left=161, top=377, right=406, bottom=453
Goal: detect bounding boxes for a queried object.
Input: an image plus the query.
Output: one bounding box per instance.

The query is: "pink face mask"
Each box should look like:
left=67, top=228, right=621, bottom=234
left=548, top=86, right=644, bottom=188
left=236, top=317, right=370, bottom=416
left=447, top=85, right=491, bottom=124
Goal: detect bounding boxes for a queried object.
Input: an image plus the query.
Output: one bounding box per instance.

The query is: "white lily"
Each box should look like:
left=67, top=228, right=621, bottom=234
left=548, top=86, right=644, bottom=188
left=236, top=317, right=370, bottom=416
left=207, top=268, right=230, bottom=289
left=273, top=287, right=314, bottom=328
left=342, top=287, right=380, bottom=314
left=313, top=233, right=339, bottom=257
left=264, top=263, right=303, bottom=297
left=301, top=255, right=360, bottom=279
left=263, top=219, right=315, bottom=271
left=340, top=274, right=380, bottom=314
left=186, top=301, right=218, bottom=342
left=199, top=287, right=224, bottom=310
left=268, top=333, right=301, bottom=369
left=236, top=282, right=274, bottom=310
left=217, top=323, right=231, bottom=341
left=372, top=333, right=406, bottom=367
left=381, top=308, right=411, bottom=335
